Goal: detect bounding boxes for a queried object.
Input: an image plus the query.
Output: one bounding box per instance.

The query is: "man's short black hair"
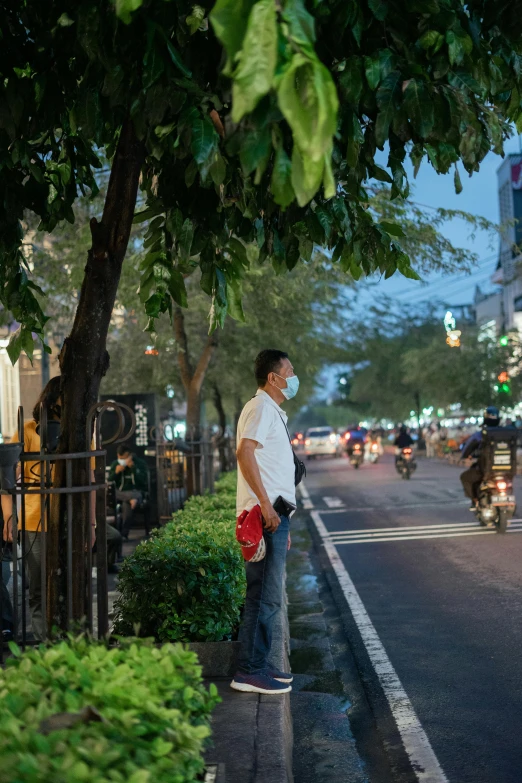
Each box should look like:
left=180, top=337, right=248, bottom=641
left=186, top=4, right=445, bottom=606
left=254, top=349, right=289, bottom=386
left=117, top=444, right=132, bottom=457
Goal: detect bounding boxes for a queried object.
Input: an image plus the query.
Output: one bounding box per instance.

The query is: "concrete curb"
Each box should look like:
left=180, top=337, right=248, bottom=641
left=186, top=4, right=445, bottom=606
left=254, top=572, right=294, bottom=783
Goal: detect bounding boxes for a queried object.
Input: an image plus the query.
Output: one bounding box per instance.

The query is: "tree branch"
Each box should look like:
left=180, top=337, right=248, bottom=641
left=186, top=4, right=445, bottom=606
left=173, top=305, right=193, bottom=391
left=192, top=330, right=219, bottom=394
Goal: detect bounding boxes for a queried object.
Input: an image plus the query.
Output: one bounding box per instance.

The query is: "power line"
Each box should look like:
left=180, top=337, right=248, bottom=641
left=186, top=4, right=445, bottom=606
left=390, top=252, right=498, bottom=299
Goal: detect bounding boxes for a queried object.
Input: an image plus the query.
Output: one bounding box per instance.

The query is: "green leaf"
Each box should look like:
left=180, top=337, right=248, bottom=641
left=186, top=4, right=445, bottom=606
left=191, top=116, right=218, bottom=179
left=339, top=56, right=363, bottom=105
left=364, top=55, right=381, bottom=91
left=403, top=80, right=435, bottom=139
left=370, top=164, right=392, bottom=183
left=277, top=54, right=339, bottom=163
left=418, top=30, right=444, bottom=53
left=322, top=150, right=336, bottom=199
left=368, top=0, right=388, bottom=20
left=291, top=145, right=324, bottom=207
left=115, top=0, right=142, bottom=24
left=6, top=328, right=23, bottom=365
left=169, top=270, right=188, bottom=307
left=210, top=152, right=227, bottom=186
left=271, top=146, right=294, bottom=207
left=239, top=126, right=271, bottom=176
left=179, top=219, right=194, bottom=262
left=227, top=280, right=246, bottom=322
left=186, top=5, right=206, bottom=34
left=454, top=165, right=463, bottom=194
left=164, top=36, right=192, bottom=79
left=379, top=221, right=405, bottom=237
left=231, top=0, right=278, bottom=123
left=375, top=71, right=400, bottom=148
left=283, top=0, right=316, bottom=50
left=210, top=0, right=256, bottom=75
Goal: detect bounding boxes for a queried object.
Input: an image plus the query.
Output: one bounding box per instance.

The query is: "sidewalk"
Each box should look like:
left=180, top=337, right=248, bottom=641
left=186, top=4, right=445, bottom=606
left=204, top=583, right=293, bottom=783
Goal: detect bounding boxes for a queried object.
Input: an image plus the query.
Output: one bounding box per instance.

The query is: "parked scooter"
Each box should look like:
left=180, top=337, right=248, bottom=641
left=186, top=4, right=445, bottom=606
left=395, top=447, right=416, bottom=479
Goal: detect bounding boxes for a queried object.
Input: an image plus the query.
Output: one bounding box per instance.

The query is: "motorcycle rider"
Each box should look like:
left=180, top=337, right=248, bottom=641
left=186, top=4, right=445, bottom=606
left=460, top=406, right=500, bottom=510
left=394, top=425, right=414, bottom=463
left=365, top=427, right=383, bottom=461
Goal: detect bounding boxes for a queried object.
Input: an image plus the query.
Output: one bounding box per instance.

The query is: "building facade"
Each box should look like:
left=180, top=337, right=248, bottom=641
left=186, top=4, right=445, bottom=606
left=496, top=153, right=522, bottom=333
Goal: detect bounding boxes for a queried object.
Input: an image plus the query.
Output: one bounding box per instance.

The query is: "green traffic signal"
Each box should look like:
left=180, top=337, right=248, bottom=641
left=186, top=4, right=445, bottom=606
left=500, top=335, right=509, bottom=346
left=502, top=382, right=511, bottom=393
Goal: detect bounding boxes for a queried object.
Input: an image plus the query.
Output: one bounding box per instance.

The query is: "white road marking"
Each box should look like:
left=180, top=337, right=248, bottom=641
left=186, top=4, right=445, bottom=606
left=300, top=482, right=449, bottom=782
left=321, top=499, right=470, bottom=514
left=323, top=496, right=345, bottom=508
left=329, top=520, right=482, bottom=536
left=331, top=527, right=522, bottom=545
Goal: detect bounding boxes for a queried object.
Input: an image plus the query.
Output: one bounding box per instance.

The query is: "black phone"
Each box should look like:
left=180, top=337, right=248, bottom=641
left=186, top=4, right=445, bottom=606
left=273, top=495, right=297, bottom=517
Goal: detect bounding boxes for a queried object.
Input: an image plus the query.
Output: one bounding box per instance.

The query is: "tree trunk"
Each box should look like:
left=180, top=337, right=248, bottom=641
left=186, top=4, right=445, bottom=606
left=211, top=382, right=228, bottom=473
left=47, top=117, right=144, bottom=632
left=174, top=306, right=218, bottom=497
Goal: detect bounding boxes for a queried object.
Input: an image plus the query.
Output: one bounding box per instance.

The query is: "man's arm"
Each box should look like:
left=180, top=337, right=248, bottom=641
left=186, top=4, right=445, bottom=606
left=236, top=438, right=280, bottom=532
left=461, top=432, right=480, bottom=460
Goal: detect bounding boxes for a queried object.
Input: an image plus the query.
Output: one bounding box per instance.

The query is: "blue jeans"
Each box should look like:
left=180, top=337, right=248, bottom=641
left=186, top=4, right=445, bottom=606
left=238, top=515, right=289, bottom=674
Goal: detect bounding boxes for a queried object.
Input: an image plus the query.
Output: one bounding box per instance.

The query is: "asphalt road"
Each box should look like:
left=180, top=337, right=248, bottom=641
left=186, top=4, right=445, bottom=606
left=302, top=452, right=522, bottom=783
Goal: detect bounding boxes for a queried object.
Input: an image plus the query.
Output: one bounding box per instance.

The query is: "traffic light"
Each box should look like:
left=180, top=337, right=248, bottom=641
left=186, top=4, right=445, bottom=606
left=500, top=335, right=509, bottom=346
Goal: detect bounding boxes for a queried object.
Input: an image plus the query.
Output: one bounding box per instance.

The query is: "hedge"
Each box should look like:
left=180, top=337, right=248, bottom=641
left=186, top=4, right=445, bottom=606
left=114, top=473, right=245, bottom=643
left=0, top=636, right=219, bottom=783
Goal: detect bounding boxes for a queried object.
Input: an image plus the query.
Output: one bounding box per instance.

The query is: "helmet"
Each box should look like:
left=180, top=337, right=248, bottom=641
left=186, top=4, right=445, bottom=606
left=483, top=406, right=500, bottom=427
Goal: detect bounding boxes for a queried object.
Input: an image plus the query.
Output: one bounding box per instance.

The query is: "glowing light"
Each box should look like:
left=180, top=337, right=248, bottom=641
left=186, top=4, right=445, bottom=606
left=344, top=433, right=351, bottom=441
left=305, top=438, right=311, bottom=446
left=145, top=346, right=159, bottom=356
left=498, top=371, right=509, bottom=383
left=339, top=377, right=348, bottom=386
left=500, top=335, right=509, bottom=346
left=497, top=480, right=507, bottom=491
left=329, top=433, right=337, bottom=443
left=444, top=310, right=461, bottom=347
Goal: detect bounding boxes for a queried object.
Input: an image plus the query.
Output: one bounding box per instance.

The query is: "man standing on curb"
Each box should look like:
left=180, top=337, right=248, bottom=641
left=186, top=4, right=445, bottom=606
left=231, top=349, right=297, bottom=695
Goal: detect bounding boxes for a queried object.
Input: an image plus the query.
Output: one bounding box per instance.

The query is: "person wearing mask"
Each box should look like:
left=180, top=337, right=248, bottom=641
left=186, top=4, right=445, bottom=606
left=231, top=349, right=297, bottom=696
left=108, top=445, right=149, bottom=540
left=460, top=406, right=501, bottom=509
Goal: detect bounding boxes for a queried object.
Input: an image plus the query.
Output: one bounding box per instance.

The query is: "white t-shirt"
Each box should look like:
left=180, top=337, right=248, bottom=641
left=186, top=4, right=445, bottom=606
left=236, top=390, right=296, bottom=516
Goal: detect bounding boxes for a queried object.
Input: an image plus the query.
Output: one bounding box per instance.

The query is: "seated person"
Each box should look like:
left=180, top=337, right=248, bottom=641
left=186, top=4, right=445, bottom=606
left=394, top=425, right=414, bottom=461
left=108, top=445, right=149, bottom=540
left=460, top=405, right=500, bottom=510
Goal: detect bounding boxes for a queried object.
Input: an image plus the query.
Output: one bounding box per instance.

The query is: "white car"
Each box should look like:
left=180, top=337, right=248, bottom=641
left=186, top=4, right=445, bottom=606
left=304, top=427, right=341, bottom=459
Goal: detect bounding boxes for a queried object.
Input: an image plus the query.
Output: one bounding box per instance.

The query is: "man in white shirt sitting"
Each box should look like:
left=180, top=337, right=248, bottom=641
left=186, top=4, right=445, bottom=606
left=231, top=349, right=298, bottom=695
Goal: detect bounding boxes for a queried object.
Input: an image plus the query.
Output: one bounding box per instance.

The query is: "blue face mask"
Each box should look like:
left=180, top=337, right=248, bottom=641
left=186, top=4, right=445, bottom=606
left=275, top=373, right=300, bottom=400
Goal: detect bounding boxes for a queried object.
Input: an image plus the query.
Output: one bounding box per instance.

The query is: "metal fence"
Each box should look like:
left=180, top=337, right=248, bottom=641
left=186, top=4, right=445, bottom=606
left=0, top=401, right=134, bottom=662
left=155, top=427, right=236, bottom=523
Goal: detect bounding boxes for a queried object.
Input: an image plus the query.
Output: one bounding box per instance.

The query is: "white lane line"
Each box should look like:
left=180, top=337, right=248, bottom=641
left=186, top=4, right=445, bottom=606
left=309, top=507, right=449, bottom=782
left=323, top=496, right=346, bottom=509
left=321, top=499, right=470, bottom=514
left=299, top=481, right=448, bottom=782
left=299, top=482, right=311, bottom=500
left=328, top=520, right=481, bottom=536
left=332, top=528, right=522, bottom=545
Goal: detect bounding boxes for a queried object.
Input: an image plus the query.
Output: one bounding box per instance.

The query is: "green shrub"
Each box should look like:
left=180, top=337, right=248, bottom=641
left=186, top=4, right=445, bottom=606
left=114, top=473, right=245, bottom=643
left=0, top=636, right=219, bottom=783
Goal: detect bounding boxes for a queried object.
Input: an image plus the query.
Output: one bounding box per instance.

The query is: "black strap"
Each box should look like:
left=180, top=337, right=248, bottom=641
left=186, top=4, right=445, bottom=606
left=278, top=412, right=292, bottom=445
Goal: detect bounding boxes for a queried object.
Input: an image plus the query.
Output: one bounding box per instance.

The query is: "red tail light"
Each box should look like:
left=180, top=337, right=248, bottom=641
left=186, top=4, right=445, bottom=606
left=403, top=448, right=412, bottom=454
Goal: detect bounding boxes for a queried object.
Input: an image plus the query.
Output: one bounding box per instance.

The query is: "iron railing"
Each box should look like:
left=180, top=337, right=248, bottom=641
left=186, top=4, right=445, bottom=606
left=155, top=427, right=235, bottom=523
left=0, top=401, right=134, bottom=662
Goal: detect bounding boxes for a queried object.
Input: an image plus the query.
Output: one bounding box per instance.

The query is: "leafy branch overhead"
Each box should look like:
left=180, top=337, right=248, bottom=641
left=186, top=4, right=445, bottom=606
left=1, top=0, right=522, bottom=358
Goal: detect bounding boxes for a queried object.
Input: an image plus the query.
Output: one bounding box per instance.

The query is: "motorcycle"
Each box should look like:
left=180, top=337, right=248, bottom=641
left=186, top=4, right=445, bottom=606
left=395, top=447, right=416, bottom=479
left=366, top=441, right=380, bottom=464
left=348, top=441, right=364, bottom=469
left=474, top=476, right=516, bottom=533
